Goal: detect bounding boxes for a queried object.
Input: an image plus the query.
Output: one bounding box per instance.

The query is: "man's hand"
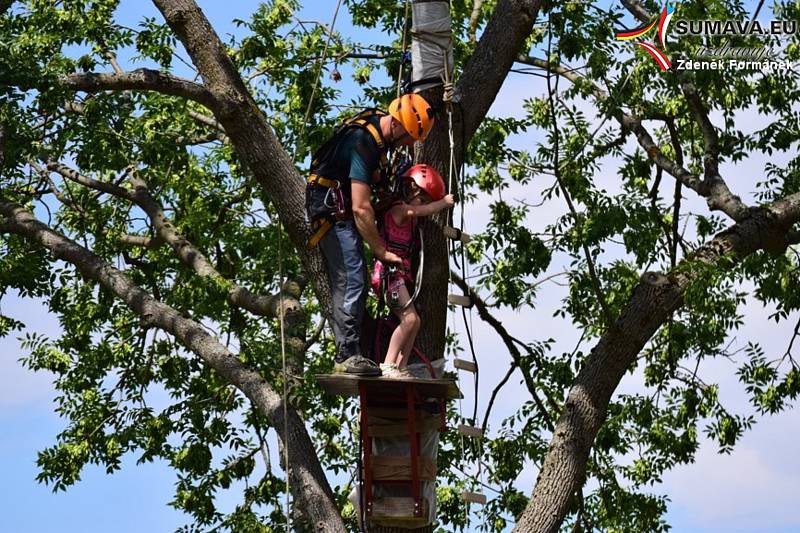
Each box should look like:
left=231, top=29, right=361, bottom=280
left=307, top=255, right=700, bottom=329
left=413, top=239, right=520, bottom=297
left=351, top=181, right=404, bottom=266
left=376, top=248, right=403, bottom=266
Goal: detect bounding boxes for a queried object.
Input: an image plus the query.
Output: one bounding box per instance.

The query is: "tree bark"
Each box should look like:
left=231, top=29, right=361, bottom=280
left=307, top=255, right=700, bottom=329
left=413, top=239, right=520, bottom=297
left=59, top=69, right=216, bottom=108
left=0, top=199, right=346, bottom=532
left=515, top=198, right=800, bottom=532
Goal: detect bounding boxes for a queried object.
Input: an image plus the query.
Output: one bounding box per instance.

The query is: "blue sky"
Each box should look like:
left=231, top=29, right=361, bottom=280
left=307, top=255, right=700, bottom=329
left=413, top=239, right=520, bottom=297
left=2, top=1, right=800, bottom=532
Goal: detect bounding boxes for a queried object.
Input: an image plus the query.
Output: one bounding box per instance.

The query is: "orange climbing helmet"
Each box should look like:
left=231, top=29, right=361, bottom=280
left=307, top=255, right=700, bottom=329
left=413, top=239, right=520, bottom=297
left=388, top=93, right=435, bottom=141
left=404, top=164, right=445, bottom=201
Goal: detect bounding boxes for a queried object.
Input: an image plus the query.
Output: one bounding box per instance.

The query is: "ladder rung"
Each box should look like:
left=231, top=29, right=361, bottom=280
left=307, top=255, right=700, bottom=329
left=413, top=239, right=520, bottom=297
left=461, top=491, right=487, bottom=505
left=443, top=225, right=472, bottom=244
left=448, top=294, right=473, bottom=308
left=453, top=358, right=477, bottom=373
left=457, top=424, right=483, bottom=438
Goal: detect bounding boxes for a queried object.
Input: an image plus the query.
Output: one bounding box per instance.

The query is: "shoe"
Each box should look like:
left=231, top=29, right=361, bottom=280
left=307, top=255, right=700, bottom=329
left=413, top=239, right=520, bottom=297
left=380, top=363, right=413, bottom=379
left=334, top=355, right=382, bottom=376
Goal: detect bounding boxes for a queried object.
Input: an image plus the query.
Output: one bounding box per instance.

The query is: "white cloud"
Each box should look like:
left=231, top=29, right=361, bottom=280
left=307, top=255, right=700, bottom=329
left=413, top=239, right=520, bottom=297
left=662, top=408, right=800, bottom=532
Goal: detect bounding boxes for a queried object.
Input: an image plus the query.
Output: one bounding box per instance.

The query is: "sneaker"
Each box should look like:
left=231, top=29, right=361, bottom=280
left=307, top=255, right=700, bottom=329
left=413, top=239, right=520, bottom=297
left=334, top=355, right=382, bottom=376
left=380, top=363, right=413, bottom=379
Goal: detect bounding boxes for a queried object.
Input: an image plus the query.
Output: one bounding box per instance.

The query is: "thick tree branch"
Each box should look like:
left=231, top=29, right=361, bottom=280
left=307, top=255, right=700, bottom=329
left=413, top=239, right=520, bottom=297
left=620, top=0, right=651, bottom=23
left=468, top=0, right=483, bottom=42
left=119, top=233, right=163, bottom=248
left=60, top=69, right=216, bottom=109
left=515, top=192, right=800, bottom=532
left=458, top=0, right=544, bottom=139
left=0, top=198, right=337, bottom=529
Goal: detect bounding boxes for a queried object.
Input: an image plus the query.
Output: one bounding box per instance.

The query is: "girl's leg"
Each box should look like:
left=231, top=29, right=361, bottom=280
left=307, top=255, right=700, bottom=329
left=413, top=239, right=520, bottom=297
left=397, top=303, right=420, bottom=369
left=385, top=284, right=419, bottom=367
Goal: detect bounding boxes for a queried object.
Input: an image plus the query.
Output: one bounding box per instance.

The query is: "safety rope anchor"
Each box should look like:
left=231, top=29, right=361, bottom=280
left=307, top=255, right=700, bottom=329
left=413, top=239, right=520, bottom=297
left=457, top=424, right=484, bottom=438
left=453, top=358, right=477, bottom=373
left=448, top=293, right=473, bottom=308
left=443, top=225, right=471, bottom=244
left=461, top=491, right=487, bottom=505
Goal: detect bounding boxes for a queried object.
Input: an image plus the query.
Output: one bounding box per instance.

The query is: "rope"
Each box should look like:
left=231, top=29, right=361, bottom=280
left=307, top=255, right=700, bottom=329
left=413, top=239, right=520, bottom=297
left=442, top=52, right=454, bottom=104
left=435, top=25, right=483, bottom=517
left=396, top=0, right=411, bottom=97
left=296, top=0, right=344, bottom=159
left=278, top=222, right=291, bottom=530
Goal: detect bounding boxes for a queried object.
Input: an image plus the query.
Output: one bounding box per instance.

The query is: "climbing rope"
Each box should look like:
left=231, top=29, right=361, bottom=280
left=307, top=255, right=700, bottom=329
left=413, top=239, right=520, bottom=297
left=396, top=0, right=411, bottom=98
left=430, top=19, right=486, bottom=514
left=277, top=221, right=291, bottom=530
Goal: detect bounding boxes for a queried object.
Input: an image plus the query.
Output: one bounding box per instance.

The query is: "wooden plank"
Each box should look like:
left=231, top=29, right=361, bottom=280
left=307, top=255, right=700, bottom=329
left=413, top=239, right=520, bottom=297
left=371, top=455, right=437, bottom=481
left=448, top=293, right=473, bottom=308
left=369, top=496, right=429, bottom=526
left=368, top=416, right=441, bottom=437
left=316, top=374, right=462, bottom=400
left=367, top=407, right=439, bottom=420
left=453, top=358, right=477, bottom=373
left=443, top=225, right=472, bottom=243
left=461, top=491, right=487, bottom=505
left=457, top=424, right=483, bottom=438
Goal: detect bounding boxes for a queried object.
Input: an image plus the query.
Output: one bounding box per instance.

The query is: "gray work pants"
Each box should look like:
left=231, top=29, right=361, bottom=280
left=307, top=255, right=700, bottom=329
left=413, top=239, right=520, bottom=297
left=319, top=219, right=367, bottom=362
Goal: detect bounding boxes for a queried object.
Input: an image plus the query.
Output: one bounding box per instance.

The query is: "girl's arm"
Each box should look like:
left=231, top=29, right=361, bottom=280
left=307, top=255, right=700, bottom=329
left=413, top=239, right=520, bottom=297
left=398, top=194, right=455, bottom=221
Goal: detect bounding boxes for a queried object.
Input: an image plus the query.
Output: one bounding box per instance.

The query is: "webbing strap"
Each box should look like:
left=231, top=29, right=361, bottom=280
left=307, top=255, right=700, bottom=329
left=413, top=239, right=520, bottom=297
left=350, top=119, right=384, bottom=150
left=307, top=173, right=340, bottom=189
left=311, top=110, right=389, bottom=172
left=306, top=217, right=333, bottom=250
left=349, top=117, right=389, bottom=170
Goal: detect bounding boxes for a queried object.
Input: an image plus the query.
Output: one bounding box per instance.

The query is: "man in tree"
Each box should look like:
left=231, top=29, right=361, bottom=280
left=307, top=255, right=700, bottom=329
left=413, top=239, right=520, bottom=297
left=306, top=93, right=435, bottom=376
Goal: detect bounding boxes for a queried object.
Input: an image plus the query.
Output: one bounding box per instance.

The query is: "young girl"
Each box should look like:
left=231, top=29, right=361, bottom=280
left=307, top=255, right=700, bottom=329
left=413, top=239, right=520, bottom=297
left=371, top=164, right=454, bottom=379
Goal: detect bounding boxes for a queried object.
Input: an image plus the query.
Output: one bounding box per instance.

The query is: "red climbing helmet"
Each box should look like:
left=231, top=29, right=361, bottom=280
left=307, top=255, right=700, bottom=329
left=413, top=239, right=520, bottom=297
left=403, top=164, right=445, bottom=201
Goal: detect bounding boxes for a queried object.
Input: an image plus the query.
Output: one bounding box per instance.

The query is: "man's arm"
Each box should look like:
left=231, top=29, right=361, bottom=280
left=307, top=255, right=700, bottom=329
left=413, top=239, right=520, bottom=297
left=351, top=181, right=402, bottom=265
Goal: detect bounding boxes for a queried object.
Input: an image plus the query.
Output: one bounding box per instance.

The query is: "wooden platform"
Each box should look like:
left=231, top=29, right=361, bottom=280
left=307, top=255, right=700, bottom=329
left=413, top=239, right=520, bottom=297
left=316, top=374, right=462, bottom=400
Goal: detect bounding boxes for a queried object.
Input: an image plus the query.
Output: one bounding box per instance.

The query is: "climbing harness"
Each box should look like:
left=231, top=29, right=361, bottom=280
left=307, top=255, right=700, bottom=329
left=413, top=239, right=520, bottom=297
left=305, top=108, right=391, bottom=249
left=372, top=163, right=445, bottom=311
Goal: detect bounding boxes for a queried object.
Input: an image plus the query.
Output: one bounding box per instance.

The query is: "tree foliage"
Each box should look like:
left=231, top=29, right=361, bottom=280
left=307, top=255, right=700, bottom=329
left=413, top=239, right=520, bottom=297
left=1, top=0, right=800, bottom=531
